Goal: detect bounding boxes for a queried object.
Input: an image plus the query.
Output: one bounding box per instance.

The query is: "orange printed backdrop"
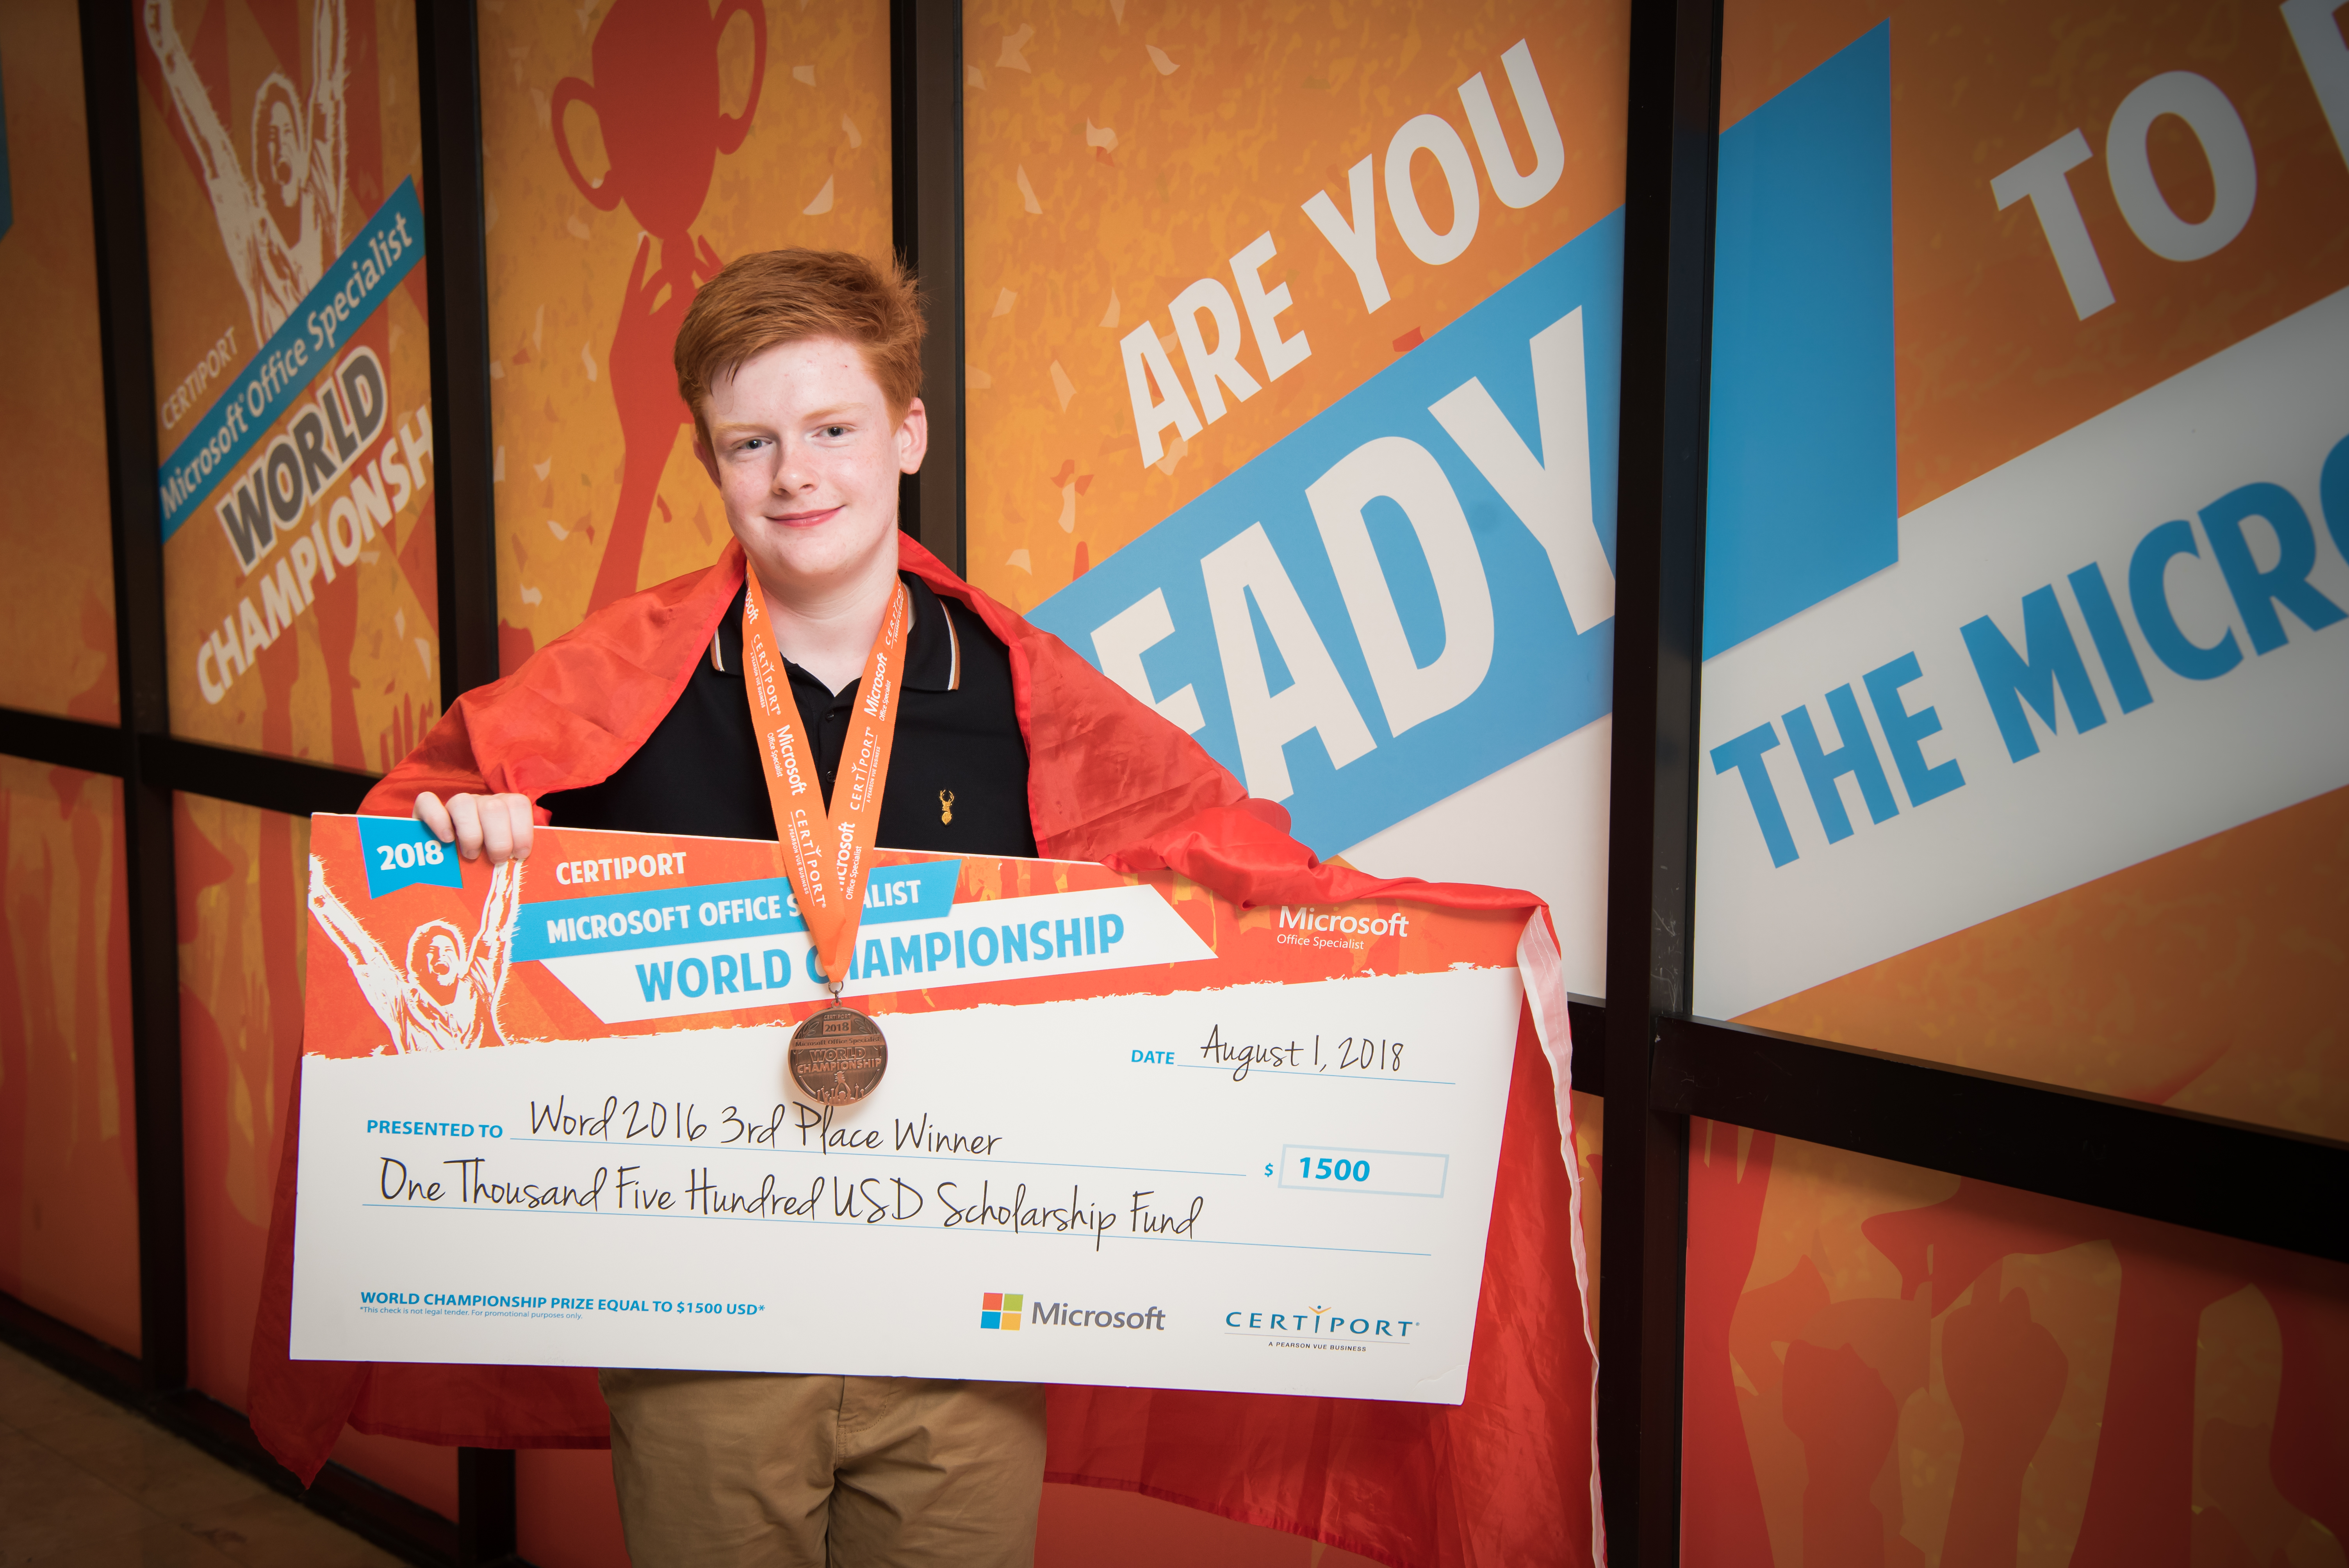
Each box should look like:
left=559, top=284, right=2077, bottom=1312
left=961, top=0, right=1627, bottom=611
left=1699, top=4, right=2349, bottom=1542
left=175, top=794, right=454, bottom=1514
left=1720, top=0, right=2349, bottom=518
left=478, top=0, right=891, bottom=669
left=1715, top=0, right=2349, bottom=1137
left=1744, top=784, right=2349, bottom=1142
left=137, top=0, right=445, bottom=770
left=0, top=1, right=120, bottom=726
left=0, top=759, right=137, bottom=1355
left=1683, top=1124, right=2349, bottom=1568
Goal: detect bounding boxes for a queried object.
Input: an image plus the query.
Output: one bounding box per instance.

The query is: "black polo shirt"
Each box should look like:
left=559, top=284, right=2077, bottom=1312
left=542, top=572, right=1036, bottom=858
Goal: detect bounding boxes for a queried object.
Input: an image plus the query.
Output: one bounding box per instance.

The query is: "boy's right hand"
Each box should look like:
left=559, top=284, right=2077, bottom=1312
left=414, top=791, right=535, bottom=864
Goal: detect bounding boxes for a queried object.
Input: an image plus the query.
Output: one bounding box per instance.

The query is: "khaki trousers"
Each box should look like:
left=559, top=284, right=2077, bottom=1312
left=598, top=1370, right=1045, bottom=1568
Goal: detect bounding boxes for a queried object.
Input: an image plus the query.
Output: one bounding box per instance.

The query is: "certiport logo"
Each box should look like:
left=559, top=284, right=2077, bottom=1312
left=1225, top=1304, right=1418, bottom=1340
left=979, top=1292, right=1023, bottom=1330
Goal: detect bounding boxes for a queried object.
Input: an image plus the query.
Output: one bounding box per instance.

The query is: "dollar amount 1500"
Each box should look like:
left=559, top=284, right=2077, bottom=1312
left=1277, top=1146, right=1449, bottom=1198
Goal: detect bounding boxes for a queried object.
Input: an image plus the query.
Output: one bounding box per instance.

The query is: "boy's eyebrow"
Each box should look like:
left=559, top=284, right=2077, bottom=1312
left=709, top=403, right=871, bottom=436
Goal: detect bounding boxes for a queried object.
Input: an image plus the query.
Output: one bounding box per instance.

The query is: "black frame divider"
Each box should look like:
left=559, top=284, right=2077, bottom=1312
left=0, top=706, right=132, bottom=779
left=455, top=1447, right=521, bottom=1568
left=419, top=0, right=503, bottom=703
left=1567, top=997, right=1606, bottom=1098
left=417, top=6, right=515, bottom=1543
left=78, top=0, right=190, bottom=1403
left=1600, top=0, right=1723, bottom=1557
left=0, top=711, right=382, bottom=820
left=153, top=739, right=379, bottom=818
left=417, top=2, right=534, bottom=1557
left=890, top=0, right=966, bottom=574
left=9, top=5, right=2344, bottom=1568
left=1655, top=1016, right=2349, bottom=1263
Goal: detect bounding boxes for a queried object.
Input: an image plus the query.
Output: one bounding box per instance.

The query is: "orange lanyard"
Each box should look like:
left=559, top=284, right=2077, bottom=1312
left=740, top=573, right=909, bottom=992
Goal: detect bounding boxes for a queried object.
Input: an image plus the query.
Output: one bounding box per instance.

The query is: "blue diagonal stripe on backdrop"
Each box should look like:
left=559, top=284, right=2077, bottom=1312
left=1704, top=21, right=1897, bottom=659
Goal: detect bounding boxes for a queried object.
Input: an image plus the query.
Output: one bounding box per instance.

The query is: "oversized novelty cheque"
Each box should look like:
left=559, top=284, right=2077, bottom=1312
left=291, top=815, right=1536, bottom=1403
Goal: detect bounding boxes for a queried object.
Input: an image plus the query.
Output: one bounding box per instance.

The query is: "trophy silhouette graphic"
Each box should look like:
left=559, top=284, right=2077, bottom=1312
left=551, top=0, right=768, bottom=612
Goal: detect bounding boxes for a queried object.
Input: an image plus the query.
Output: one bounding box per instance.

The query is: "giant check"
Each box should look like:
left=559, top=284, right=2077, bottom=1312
left=292, top=816, right=1536, bottom=1404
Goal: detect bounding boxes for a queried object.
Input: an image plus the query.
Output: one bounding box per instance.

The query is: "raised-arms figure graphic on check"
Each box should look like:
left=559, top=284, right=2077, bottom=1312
left=307, top=856, right=523, bottom=1053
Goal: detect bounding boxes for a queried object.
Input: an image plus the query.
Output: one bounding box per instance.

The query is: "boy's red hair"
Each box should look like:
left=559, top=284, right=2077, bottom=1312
left=673, top=249, right=925, bottom=444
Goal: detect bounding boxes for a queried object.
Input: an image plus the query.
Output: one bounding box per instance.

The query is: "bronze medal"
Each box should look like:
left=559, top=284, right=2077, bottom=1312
left=788, top=1005, right=889, bottom=1105
left=742, top=577, right=910, bottom=1107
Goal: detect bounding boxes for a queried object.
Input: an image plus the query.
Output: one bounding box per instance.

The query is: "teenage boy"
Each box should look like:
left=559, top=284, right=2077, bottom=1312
left=391, top=249, right=1225, bottom=1566
left=247, top=249, right=1598, bottom=1568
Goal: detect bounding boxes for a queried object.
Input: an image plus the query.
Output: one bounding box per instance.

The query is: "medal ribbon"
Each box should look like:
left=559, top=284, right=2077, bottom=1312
left=740, top=573, right=909, bottom=993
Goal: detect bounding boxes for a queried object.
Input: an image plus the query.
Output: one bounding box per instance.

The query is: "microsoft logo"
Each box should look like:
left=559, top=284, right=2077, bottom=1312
left=979, top=1292, right=1023, bottom=1330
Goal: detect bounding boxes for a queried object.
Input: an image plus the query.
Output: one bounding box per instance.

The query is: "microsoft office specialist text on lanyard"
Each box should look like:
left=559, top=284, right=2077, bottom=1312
left=741, top=572, right=907, bottom=1107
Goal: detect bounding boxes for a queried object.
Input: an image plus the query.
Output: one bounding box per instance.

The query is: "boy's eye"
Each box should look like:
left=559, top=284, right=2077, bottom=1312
left=822, top=425, right=849, bottom=438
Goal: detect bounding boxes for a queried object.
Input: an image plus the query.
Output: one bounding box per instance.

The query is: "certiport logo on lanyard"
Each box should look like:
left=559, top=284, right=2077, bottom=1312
left=740, top=573, right=907, bottom=1105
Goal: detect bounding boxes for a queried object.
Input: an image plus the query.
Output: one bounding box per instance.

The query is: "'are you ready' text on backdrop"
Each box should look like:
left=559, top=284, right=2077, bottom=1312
left=962, top=0, right=1629, bottom=995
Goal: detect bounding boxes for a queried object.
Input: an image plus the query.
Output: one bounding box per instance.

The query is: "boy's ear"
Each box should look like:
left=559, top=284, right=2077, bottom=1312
left=694, top=436, right=718, bottom=486
left=896, top=397, right=930, bottom=475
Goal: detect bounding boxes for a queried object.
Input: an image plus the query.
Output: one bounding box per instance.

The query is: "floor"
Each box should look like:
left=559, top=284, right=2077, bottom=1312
left=2, top=1338, right=1402, bottom=1568
left=0, top=1340, right=407, bottom=1568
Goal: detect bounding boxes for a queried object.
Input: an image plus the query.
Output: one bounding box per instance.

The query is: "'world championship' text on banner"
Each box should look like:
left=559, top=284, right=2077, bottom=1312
left=158, top=178, right=425, bottom=541
left=292, top=818, right=1530, bottom=1403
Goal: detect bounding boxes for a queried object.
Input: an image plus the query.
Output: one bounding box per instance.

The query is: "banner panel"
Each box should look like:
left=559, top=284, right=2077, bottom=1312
left=1681, top=1124, right=2349, bottom=1567
left=137, top=0, right=444, bottom=768
left=0, top=1, right=119, bottom=725
left=175, top=793, right=308, bottom=1407
left=0, top=758, right=135, bottom=1355
left=478, top=0, right=891, bottom=665
left=1695, top=3, right=2349, bottom=1139
left=173, top=792, right=460, bottom=1511
left=962, top=2, right=1627, bottom=987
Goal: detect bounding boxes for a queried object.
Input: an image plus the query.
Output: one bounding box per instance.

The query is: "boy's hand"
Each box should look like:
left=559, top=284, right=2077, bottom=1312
left=414, top=792, right=535, bottom=864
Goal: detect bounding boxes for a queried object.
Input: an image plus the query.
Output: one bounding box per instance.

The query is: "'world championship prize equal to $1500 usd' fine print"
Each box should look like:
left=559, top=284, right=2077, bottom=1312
left=291, top=816, right=1531, bottom=1403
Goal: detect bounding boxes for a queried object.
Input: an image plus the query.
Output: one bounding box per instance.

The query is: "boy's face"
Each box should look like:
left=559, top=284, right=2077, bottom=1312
left=697, top=335, right=925, bottom=602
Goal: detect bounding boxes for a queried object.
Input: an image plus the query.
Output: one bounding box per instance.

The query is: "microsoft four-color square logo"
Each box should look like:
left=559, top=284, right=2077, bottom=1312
left=979, top=1293, right=1022, bottom=1330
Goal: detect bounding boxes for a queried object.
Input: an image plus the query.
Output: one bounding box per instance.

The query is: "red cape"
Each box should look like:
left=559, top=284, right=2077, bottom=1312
left=250, top=537, right=1600, bottom=1568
